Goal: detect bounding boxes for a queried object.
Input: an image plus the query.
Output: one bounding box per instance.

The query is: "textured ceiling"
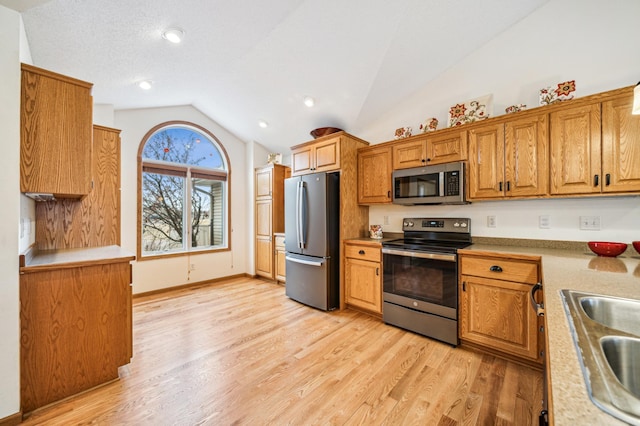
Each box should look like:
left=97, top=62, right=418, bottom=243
left=5, top=0, right=548, bottom=152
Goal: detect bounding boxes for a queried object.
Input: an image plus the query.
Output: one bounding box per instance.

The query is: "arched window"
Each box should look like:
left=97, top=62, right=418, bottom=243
left=137, top=121, right=230, bottom=259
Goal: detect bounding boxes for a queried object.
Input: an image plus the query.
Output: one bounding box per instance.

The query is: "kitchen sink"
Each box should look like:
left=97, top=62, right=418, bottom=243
left=562, top=290, right=640, bottom=425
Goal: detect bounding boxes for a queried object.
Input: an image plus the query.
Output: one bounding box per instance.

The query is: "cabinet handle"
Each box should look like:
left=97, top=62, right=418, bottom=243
left=489, top=265, right=503, bottom=272
left=605, top=173, right=611, bottom=186
left=462, top=281, right=466, bottom=292
left=499, top=181, right=503, bottom=191
left=387, top=190, right=391, bottom=198
left=421, top=159, right=426, bottom=163
left=426, top=158, right=431, bottom=162
left=530, top=282, right=545, bottom=316
left=594, top=174, right=599, bottom=187
left=376, top=267, right=379, bottom=276
left=358, top=249, right=365, bottom=255
left=506, top=181, right=511, bottom=191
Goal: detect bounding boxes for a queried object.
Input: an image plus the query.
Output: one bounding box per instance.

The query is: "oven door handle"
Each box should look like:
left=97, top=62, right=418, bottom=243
left=382, top=248, right=457, bottom=262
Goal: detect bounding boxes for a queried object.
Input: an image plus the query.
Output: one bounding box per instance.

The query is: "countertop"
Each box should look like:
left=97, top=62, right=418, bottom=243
left=461, top=241, right=640, bottom=425
left=20, top=245, right=136, bottom=273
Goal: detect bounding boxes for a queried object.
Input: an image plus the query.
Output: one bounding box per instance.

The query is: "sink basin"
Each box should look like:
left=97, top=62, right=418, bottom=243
left=581, top=296, right=640, bottom=337
left=562, top=290, right=640, bottom=424
left=601, top=336, right=640, bottom=400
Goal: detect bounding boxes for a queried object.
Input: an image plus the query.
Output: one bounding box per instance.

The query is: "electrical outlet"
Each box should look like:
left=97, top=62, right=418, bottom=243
left=384, top=215, right=390, bottom=226
left=579, top=216, right=601, bottom=230
left=539, top=215, right=550, bottom=229
left=190, top=263, right=196, bottom=270
left=487, top=215, right=496, bottom=228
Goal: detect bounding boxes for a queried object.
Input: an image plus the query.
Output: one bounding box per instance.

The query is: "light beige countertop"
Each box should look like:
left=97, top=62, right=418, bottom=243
left=461, top=241, right=640, bottom=425
left=20, top=245, right=136, bottom=273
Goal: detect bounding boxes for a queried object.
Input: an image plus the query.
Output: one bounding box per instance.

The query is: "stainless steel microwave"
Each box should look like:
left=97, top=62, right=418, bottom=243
left=392, top=161, right=467, bottom=205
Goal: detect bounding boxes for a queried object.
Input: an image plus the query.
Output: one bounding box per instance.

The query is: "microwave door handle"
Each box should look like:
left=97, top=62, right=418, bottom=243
left=439, top=171, right=445, bottom=197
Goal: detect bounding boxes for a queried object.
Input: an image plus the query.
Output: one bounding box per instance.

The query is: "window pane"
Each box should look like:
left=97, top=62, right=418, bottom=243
left=142, top=172, right=185, bottom=254
left=142, top=128, right=224, bottom=170
left=191, top=177, right=225, bottom=248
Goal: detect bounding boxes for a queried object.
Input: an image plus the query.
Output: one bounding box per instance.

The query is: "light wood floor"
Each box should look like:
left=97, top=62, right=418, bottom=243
left=21, top=277, right=543, bottom=425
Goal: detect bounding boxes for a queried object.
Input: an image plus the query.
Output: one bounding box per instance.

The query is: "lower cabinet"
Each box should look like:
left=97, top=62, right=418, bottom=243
left=344, top=241, right=382, bottom=315
left=458, top=251, right=544, bottom=364
left=20, top=259, right=133, bottom=413
left=274, top=233, right=286, bottom=283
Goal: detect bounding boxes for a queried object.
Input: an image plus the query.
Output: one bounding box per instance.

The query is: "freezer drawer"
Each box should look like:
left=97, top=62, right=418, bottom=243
left=285, top=253, right=337, bottom=311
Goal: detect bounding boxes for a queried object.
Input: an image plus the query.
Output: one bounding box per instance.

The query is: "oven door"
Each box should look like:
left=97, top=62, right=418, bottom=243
left=382, top=248, right=458, bottom=319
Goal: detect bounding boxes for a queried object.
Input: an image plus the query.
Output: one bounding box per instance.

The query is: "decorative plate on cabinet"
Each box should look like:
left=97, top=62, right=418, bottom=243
left=448, top=94, right=492, bottom=127
left=539, top=80, right=576, bottom=106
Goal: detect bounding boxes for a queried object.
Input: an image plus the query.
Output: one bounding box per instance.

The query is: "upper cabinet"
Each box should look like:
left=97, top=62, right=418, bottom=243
left=550, top=88, right=640, bottom=195
left=358, top=144, right=392, bottom=204
left=20, top=63, right=93, bottom=198
left=291, top=135, right=341, bottom=175
left=468, top=113, right=548, bottom=200
left=392, top=128, right=467, bottom=170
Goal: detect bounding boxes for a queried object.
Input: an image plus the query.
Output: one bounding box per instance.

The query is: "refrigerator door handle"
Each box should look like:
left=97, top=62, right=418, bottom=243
left=286, top=255, right=325, bottom=267
left=296, top=182, right=303, bottom=249
left=297, top=181, right=307, bottom=249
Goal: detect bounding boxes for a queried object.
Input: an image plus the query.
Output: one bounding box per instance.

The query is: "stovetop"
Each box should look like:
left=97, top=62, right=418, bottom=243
left=381, top=217, right=472, bottom=254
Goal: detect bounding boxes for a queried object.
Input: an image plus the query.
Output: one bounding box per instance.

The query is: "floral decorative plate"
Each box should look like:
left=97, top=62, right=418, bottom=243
left=539, top=80, right=576, bottom=106
left=394, top=127, right=412, bottom=139
left=448, top=94, right=492, bottom=127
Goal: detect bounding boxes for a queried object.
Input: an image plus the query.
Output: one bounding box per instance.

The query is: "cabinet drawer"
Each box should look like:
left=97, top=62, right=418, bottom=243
left=460, top=255, right=539, bottom=284
left=274, top=234, right=285, bottom=249
left=344, top=244, right=381, bottom=262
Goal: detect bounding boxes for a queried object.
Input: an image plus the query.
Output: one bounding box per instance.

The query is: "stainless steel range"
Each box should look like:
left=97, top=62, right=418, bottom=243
left=382, top=217, right=471, bottom=346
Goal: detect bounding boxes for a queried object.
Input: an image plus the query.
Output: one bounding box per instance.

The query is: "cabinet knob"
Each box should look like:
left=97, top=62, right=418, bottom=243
left=489, top=265, right=503, bottom=272
left=358, top=249, right=365, bottom=255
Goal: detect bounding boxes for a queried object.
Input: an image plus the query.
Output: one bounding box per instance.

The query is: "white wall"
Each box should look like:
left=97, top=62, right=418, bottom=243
left=357, top=0, right=640, bottom=243
left=0, top=4, right=22, bottom=420
left=115, top=106, right=248, bottom=294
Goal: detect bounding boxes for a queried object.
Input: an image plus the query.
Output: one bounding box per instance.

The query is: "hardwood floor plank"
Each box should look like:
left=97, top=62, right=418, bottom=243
left=21, top=277, right=542, bottom=425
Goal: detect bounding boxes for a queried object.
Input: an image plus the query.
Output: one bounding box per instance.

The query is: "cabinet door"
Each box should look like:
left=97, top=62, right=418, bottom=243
left=602, top=95, right=640, bottom=193
left=345, top=257, right=382, bottom=314
left=459, top=275, right=540, bottom=362
left=291, top=146, right=313, bottom=175
left=504, top=114, right=549, bottom=197
left=314, top=137, right=341, bottom=172
left=425, top=129, right=468, bottom=165
left=358, top=145, right=392, bottom=204
left=275, top=248, right=286, bottom=282
left=392, top=138, right=426, bottom=169
left=20, top=64, right=93, bottom=197
left=468, top=123, right=505, bottom=199
left=255, top=167, right=273, bottom=199
left=255, top=237, right=273, bottom=278
left=550, top=103, right=601, bottom=195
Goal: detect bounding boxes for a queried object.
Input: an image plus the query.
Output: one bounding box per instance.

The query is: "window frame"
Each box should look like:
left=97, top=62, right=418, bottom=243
left=137, top=120, right=232, bottom=261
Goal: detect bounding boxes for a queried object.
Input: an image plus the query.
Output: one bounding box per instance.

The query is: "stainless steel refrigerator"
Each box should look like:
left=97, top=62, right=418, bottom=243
left=284, top=171, right=340, bottom=311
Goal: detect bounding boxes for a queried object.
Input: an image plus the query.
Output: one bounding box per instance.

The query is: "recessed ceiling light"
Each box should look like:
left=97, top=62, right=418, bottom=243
left=162, top=28, right=184, bottom=43
left=138, top=80, right=153, bottom=90
left=303, top=96, right=315, bottom=107
left=258, top=120, right=269, bottom=128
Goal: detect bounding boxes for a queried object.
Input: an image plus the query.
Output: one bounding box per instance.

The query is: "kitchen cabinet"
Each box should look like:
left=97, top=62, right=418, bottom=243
left=392, top=128, right=467, bottom=170
left=291, top=135, right=341, bottom=175
left=274, top=233, right=286, bottom=283
left=344, top=241, right=382, bottom=315
left=550, top=88, right=640, bottom=195
left=358, top=144, right=392, bottom=204
left=255, top=164, right=289, bottom=279
left=20, top=63, right=93, bottom=198
left=35, top=125, right=121, bottom=250
left=468, top=113, right=548, bottom=200
left=459, top=251, right=544, bottom=365
left=19, top=246, right=135, bottom=413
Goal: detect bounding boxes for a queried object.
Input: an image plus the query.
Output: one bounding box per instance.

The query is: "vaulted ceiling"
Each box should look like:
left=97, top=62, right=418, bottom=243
left=3, top=0, right=549, bottom=152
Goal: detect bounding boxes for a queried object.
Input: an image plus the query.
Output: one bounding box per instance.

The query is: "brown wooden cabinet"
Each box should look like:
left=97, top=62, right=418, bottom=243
left=358, top=144, right=392, bottom=204
left=255, top=164, right=289, bottom=279
left=20, top=251, right=135, bottom=413
left=392, top=128, right=467, bottom=170
left=550, top=89, right=640, bottom=195
left=459, top=251, right=544, bottom=365
left=291, top=136, right=341, bottom=175
left=20, top=63, right=93, bottom=198
left=35, top=125, right=121, bottom=250
left=468, top=113, right=548, bottom=200
left=344, top=241, right=382, bottom=314
left=274, top=233, right=286, bottom=283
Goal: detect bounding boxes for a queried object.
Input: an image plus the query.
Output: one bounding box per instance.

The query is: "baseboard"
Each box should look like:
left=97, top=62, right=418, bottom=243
left=132, top=273, right=252, bottom=299
left=0, top=411, right=22, bottom=426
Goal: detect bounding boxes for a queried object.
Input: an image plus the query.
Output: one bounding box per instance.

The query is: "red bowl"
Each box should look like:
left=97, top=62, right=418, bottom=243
left=310, top=127, right=342, bottom=139
left=633, top=241, right=640, bottom=255
left=588, top=241, right=628, bottom=257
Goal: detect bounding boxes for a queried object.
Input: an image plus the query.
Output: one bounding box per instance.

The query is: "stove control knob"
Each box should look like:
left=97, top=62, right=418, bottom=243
left=460, top=222, right=468, bottom=228
left=454, top=222, right=460, bottom=227
left=407, top=221, right=414, bottom=227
